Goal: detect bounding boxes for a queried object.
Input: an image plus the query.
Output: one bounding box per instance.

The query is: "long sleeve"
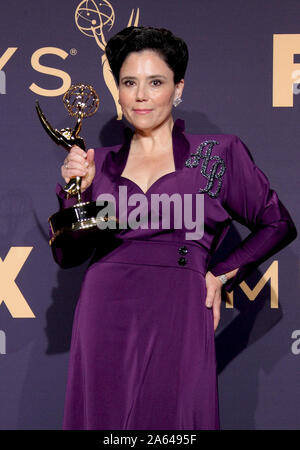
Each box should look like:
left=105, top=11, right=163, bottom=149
left=209, top=135, right=297, bottom=293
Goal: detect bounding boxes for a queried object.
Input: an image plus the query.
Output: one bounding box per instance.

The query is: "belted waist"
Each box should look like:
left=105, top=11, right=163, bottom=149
left=97, top=238, right=209, bottom=277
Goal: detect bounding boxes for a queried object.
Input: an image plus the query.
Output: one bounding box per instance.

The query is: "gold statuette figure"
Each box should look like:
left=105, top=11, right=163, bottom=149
left=36, top=83, right=99, bottom=202
left=35, top=83, right=118, bottom=261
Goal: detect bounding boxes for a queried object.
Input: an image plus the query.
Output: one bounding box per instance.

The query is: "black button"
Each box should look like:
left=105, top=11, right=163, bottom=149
left=178, top=246, right=188, bottom=255
left=178, top=257, right=187, bottom=266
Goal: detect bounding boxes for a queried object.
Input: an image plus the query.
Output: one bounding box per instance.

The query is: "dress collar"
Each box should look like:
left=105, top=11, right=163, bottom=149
left=103, top=118, right=190, bottom=181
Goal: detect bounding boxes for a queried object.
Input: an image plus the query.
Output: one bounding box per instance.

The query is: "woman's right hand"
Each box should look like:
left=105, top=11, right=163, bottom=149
left=61, top=146, right=96, bottom=192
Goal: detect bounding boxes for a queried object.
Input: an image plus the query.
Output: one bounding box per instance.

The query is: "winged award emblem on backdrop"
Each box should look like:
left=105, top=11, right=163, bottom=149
left=75, top=0, right=140, bottom=120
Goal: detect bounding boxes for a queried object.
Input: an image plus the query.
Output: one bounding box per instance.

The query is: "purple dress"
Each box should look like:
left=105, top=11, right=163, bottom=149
left=51, top=119, right=297, bottom=430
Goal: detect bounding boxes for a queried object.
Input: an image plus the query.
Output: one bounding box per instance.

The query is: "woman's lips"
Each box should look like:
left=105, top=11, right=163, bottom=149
left=133, top=109, right=153, bottom=114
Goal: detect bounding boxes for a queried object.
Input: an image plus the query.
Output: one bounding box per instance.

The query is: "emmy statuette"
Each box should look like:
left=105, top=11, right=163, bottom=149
left=36, top=84, right=119, bottom=260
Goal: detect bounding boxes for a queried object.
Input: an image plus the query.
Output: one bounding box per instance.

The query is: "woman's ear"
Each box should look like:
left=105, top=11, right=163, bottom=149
left=176, top=79, right=184, bottom=98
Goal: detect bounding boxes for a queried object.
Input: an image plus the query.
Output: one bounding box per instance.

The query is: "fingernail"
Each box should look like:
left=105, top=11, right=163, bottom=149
left=85, top=162, right=89, bottom=167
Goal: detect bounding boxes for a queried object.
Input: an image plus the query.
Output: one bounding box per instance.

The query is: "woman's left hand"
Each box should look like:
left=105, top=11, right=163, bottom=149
left=205, top=271, right=224, bottom=331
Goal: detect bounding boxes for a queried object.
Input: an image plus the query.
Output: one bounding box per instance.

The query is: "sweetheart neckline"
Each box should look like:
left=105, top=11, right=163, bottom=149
left=119, top=170, right=177, bottom=195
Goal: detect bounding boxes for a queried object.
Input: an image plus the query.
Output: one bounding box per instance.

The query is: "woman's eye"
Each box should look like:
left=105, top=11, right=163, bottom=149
left=124, top=80, right=135, bottom=86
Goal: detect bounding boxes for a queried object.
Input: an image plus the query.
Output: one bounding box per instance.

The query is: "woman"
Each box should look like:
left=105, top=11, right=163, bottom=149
left=52, top=26, right=297, bottom=430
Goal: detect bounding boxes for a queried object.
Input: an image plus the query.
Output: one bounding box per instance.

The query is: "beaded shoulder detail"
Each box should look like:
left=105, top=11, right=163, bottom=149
left=185, top=140, right=226, bottom=198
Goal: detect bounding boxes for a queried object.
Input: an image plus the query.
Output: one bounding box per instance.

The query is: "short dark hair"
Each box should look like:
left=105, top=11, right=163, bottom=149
left=105, top=26, right=189, bottom=84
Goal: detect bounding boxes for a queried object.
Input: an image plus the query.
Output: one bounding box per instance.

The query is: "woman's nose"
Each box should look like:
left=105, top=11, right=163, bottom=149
left=135, top=84, right=147, bottom=101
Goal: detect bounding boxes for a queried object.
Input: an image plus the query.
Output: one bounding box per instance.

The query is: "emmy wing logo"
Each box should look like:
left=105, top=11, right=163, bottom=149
left=75, top=0, right=140, bottom=119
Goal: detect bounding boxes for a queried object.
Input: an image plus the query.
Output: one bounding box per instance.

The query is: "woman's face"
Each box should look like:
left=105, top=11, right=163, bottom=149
left=118, top=49, right=184, bottom=132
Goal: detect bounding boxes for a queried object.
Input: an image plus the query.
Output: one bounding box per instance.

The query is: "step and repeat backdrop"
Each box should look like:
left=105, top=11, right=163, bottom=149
left=0, top=0, right=299, bottom=430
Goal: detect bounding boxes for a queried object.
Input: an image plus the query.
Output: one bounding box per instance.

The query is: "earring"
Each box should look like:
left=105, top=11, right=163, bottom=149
left=173, top=97, right=183, bottom=107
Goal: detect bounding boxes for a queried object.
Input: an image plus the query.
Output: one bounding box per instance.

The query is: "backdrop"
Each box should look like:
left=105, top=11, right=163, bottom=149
left=0, top=0, right=299, bottom=430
